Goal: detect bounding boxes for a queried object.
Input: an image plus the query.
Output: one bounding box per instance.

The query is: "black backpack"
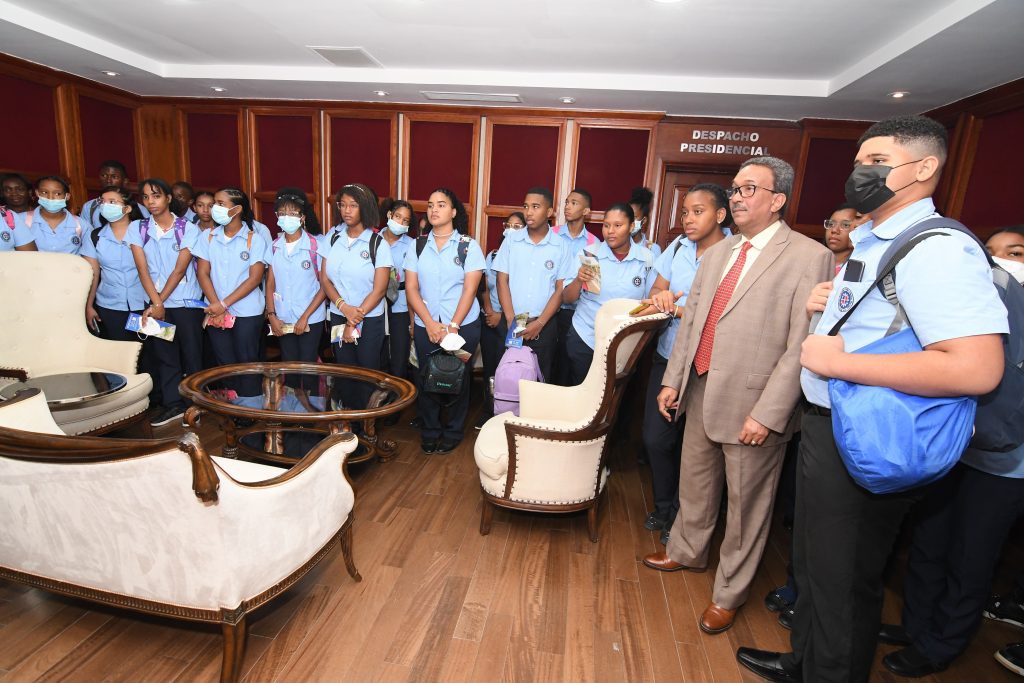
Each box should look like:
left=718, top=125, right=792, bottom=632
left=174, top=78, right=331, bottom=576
left=876, top=217, right=1024, bottom=453
left=416, top=234, right=470, bottom=268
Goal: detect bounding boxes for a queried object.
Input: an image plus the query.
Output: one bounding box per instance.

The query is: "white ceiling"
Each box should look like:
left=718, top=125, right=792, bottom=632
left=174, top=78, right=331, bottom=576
left=1, top=0, right=1022, bottom=120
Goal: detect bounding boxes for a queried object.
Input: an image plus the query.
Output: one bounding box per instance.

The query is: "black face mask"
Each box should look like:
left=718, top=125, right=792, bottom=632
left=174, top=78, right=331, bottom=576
left=844, top=160, right=921, bottom=214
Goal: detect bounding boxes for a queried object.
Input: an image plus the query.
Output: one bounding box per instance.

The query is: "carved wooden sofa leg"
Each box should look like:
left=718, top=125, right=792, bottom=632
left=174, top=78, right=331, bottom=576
left=339, top=518, right=361, bottom=582
left=220, top=610, right=247, bottom=683
left=479, top=496, right=494, bottom=536
left=587, top=501, right=600, bottom=543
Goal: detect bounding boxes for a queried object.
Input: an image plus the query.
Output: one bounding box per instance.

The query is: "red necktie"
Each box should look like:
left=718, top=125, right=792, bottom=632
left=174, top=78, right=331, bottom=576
left=693, top=241, right=753, bottom=375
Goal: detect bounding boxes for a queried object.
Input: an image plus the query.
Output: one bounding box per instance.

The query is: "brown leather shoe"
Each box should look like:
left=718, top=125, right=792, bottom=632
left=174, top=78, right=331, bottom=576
left=642, top=551, right=706, bottom=573
left=700, top=603, right=737, bottom=634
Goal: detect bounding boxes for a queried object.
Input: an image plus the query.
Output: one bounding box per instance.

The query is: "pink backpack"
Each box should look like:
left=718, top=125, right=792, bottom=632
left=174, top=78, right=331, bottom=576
left=492, top=346, right=544, bottom=416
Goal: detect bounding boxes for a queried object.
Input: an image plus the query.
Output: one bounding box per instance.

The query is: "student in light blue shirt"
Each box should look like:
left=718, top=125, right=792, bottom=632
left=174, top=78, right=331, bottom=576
left=551, top=188, right=598, bottom=385
left=562, top=202, right=654, bottom=386
left=379, top=198, right=417, bottom=381
left=0, top=207, right=36, bottom=251
left=1, top=173, right=34, bottom=217
left=266, top=192, right=326, bottom=364
left=80, top=160, right=150, bottom=229
left=494, top=187, right=573, bottom=382
left=320, top=183, right=392, bottom=409
left=80, top=186, right=147, bottom=341
left=193, top=187, right=269, bottom=395
left=27, top=176, right=85, bottom=254
left=629, top=186, right=663, bottom=260
left=478, top=211, right=525, bottom=426
left=742, top=115, right=1010, bottom=683
left=405, top=188, right=485, bottom=454
left=636, top=184, right=730, bottom=543
left=127, top=178, right=204, bottom=427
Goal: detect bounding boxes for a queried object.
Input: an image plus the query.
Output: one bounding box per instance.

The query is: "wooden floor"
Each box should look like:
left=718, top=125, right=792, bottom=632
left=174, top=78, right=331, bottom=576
left=1, top=395, right=1021, bottom=682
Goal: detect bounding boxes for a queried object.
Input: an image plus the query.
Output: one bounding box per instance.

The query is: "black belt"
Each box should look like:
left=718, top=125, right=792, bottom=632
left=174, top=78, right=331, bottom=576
left=806, top=404, right=832, bottom=417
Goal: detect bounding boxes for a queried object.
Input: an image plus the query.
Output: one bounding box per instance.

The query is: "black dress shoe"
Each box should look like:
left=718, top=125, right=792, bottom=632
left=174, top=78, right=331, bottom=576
left=736, top=648, right=801, bottom=682
left=778, top=606, right=794, bottom=630
left=764, top=587, right=792, bottom=613
left=421, top=439, right=439, bottom=454
left=433, top=437, right=461, bottom=454
left=878, top=623, right=912, bottom=646
left=643, top=510, right=669, bottom=531
left=660, top=528, right=669, bottom=546
left=882, top=646, right=947, bottom=677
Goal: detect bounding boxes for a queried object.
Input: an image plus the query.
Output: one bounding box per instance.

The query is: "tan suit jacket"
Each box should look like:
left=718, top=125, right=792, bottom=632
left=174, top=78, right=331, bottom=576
left=662, top=221, right=833, bottom=446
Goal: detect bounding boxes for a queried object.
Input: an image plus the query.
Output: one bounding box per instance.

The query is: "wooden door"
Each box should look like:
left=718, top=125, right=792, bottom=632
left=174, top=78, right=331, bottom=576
left=655, top=167, right=735, bottom=248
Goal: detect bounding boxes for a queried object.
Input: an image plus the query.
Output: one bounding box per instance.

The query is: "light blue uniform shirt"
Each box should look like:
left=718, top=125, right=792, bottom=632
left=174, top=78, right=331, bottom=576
left=26, top=208, right=85, bottom=254
left=552, top=223, right=601, bottom=311
left=653, top=232, right=727, bottom=359
left=638, top=237, right=663, bottom=260
left=801, top=198, right=1009, bottom=408
left=961, top=443, right=1024, bottom=479
left=80, top=198, right=150, bottom=229
left=0, top=210, right=33, bottom=251
left=386, top=233, right=414, bottom=314
left=571, top=240, right=655, bottom=349
left=324, top=229, right=393, bottom=319
left=484, top=249, right=501, bottom=312
left=79, top=224, right=147, bottom=311
left=269, top=231, right=326, bottom=325
left=404, top=233, right=486, bottom=328
left=191, top=224, right=269, bottom=317
left=125, top=216, right=202, bottom=308
left=251, top=220, right=273, bottom=244
left=493, top=227, right=574, bottom=318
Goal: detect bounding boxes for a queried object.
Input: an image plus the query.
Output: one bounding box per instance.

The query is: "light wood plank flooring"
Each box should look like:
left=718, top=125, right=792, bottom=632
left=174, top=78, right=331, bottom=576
left=0, top=401, right=1021, bottom=681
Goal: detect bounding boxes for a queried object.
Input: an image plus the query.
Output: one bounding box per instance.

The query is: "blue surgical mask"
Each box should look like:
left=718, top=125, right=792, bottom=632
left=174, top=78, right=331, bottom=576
left=631, top=219, right=643, bottom=236
left=38, top=197, right=67, bottom=213
left=387, top=218, right=409, bottom=236
left=100, top=203, right=127, bottom=223
left=211, top=204, right=234, bottom=226
left=277, top=215, right=302, bottom=234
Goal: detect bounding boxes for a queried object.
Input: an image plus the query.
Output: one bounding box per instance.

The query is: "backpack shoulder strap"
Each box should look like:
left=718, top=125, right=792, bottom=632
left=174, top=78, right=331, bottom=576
left=330, top=230, right=340, bottom=247
left=458, top=236, right=470, bottom=269
left=416, top=235, right=428, bottom=258
left=172, top=216, right=187, bottom=245
left=140, top=217, right=151, bottom=245
left=1, top=207, right=13, bottom=230
left=246, top=230, right=253, bottom=251
left=308, top=233, right=319, bottom=279
left=91, top=226, right=102, bottom=248
left=369, top=231, right=382, bottom=266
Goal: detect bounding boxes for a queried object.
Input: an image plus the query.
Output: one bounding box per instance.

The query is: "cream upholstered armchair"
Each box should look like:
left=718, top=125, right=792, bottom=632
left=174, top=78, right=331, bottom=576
left=474, top=299, right=667, bottom=541
left=0, top=252, right=152, bottom=434
left=0, top=388, right=361, bottom=683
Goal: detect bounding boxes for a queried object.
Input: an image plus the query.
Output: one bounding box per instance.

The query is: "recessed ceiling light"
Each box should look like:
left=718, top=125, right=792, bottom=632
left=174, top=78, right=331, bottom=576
left=559, top=96, right=576, bottom=104
left=373, top=90, right=389, bottom=97
left=101, top=70, right=119, bottom=77
left=651, top=0, right=685, bottom=4
left=888, top=91, right=910, bottom=99
left=211, top=86, right=226, bottom=92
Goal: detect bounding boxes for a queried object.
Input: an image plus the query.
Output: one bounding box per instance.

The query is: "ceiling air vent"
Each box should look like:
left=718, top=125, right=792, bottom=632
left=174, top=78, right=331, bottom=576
left=309, top=47, right=383, bottom=68
left=421, top=91, right=523, bottom=103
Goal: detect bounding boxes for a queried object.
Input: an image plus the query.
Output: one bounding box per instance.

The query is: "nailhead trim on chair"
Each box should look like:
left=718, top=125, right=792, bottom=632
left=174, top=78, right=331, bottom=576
left=506, top=434, right=606, bottom=504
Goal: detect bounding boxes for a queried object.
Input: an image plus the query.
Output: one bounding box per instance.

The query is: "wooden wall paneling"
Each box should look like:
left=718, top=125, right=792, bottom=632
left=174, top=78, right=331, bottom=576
left=136, top=104, right=182, bottom=182
left=247, top=107, right=322, bottom=228
left=956, top=105, right=1024, bottom=236
left=53, top=85, right=86, bottom=211
left=787, top=119, right=869, bottom=236
left=74, top=86, right=143, bottom=198
left=481, top=115, right=566, bottom=253
left=176, top=105, right=248, bottom=195
left=402, top=112, right=480, bottom=235
left=323, top=109, right=398, bottom=230
left=936, top=113, right=982, bottom=220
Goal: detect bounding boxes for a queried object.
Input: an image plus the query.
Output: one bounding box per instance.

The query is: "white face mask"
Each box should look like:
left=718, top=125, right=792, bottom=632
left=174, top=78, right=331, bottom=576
left=387, top=218, right=409, bottom=236
left=993, top=256, right=1024, bottom=284
left=631, top=219, right=643, bottom=236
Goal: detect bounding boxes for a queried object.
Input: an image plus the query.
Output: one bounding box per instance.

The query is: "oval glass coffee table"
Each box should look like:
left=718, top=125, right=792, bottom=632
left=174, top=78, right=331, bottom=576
left=179, top=362, right=416, bottom=466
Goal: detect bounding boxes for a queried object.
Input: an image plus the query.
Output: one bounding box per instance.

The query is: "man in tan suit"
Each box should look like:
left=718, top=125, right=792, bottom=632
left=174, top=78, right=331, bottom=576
left=642, top=156, right=833, bottom=635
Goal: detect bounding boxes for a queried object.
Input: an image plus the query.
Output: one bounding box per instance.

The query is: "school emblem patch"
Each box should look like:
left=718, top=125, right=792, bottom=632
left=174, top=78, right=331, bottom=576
left=545, top=259, right=554, bottom=270
left=240, top=250, right=250, bottom=261
left=360, top=250, right=370, bottom=260
left=172, top=243, right=180, bottom=251
left=0, top=231, right=9, bottom=242
left=302, top=260, right=312, bottom=270
left=837, top=287, right=854, bottom=312
left=71, top=235, right=81, bottom=246
left=632, top=276, right=642, bottom=287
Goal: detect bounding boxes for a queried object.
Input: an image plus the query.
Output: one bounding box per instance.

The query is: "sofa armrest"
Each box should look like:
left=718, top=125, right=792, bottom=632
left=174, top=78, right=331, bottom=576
left=78, top=337, right=143, bottom=376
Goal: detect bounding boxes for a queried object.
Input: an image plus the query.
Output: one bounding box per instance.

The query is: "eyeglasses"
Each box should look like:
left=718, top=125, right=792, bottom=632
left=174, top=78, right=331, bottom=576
left=823, top=219, right=855, bottom=231
left=503, top=222, right=524, bottom=229
left=725, top=184, right=777, bottom=199
left=276, top=210, right=302, bottom=217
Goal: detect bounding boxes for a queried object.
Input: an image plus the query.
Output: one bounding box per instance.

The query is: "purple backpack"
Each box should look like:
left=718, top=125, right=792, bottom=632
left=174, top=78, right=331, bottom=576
left=492, top=346, right=543, bottom=416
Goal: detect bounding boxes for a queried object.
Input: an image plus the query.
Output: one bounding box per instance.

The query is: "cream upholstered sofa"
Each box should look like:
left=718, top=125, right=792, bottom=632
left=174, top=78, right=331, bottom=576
left=474, top=299, right=667, bottom=541
left=0, top=389, right=360, bottom=683
left=0, top=252, right=152, bottom=435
